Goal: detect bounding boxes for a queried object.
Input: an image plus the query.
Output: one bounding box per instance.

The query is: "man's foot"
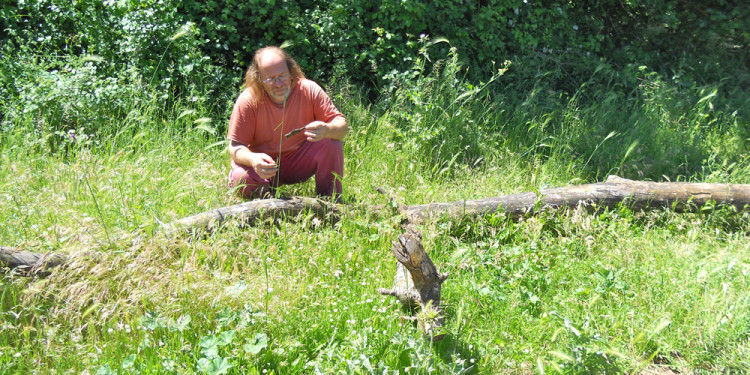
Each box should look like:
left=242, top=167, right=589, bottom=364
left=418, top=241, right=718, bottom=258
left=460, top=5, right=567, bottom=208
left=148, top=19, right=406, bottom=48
left=252, top=185, right=276, bottom=200
left=316, top=193, right=346, bottom=204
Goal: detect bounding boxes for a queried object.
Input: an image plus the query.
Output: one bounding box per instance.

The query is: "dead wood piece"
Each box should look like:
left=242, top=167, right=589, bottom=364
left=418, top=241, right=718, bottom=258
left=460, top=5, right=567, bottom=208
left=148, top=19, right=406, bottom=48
left=378, top=231, right=449, bottom=340
left=284, top=127, right=305, bottom=138
left=0, top=197, right=338, bottom=275
left=162, top=196, right=339, bottom=235
left=1, top=246, right=68, bottom=275
left=403, top=175, right=750, bottom=224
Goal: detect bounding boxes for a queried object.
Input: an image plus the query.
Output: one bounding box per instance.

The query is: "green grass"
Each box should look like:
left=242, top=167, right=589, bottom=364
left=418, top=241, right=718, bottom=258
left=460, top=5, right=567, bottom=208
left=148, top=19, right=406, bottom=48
left=1, top=55, right=750, bottom=374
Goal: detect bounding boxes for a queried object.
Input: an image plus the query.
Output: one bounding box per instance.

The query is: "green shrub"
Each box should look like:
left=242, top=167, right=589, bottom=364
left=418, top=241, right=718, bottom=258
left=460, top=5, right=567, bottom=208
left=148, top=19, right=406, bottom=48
left=1, top=0, right=748, bottom=156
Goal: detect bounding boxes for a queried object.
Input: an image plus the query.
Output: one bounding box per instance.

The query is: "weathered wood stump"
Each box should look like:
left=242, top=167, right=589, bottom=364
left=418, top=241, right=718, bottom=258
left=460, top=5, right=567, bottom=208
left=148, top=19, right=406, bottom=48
left=378, top=230, right=449, bottom=340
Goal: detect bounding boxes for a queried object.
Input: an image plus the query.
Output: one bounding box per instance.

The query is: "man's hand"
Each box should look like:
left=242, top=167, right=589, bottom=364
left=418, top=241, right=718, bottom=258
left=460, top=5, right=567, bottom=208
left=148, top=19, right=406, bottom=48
left=303, top=121, right=329, bottom=142
left=229, top=141, right=278, bottom=179
left=303, top=116, right=348, bottom=142
left=250, top=153, right=278, bottom=179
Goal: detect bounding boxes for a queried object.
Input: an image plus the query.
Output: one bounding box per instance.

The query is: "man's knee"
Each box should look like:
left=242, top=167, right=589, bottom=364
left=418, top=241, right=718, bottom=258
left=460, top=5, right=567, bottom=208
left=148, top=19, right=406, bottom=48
left=228, top=166, right=266, bottom=199
left=316, top=139, right=344, bottom=163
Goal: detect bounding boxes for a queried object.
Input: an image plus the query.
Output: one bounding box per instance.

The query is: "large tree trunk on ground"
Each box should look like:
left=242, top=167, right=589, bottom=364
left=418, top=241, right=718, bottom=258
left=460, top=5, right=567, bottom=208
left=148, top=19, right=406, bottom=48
left=4, top=176, right=750, bottom=274
left=403, top=175, right=750, bottom=224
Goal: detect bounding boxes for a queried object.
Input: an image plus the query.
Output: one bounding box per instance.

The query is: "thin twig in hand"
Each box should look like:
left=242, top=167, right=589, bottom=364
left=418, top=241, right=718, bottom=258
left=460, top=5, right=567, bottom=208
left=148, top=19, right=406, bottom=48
left=284, top=127, right=304, bottom=138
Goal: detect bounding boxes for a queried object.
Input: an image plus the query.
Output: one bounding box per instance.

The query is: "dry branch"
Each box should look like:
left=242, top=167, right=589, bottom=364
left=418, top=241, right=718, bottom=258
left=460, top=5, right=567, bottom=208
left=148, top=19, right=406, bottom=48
left=0, top=246, right=68, bottom=275
left=1, top=197, right=337, bottom=274
left=162, top=196, right=339, bottom=235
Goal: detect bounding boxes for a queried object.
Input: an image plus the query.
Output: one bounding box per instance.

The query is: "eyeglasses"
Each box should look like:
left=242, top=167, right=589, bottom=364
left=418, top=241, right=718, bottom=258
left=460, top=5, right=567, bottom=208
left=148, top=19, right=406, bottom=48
left=260, top=74, right=290, bottom=85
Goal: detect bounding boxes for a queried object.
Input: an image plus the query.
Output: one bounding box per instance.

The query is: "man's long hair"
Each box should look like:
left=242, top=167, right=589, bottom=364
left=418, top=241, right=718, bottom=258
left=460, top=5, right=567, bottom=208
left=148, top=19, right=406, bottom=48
left=244, top=46, right=305, bottom=104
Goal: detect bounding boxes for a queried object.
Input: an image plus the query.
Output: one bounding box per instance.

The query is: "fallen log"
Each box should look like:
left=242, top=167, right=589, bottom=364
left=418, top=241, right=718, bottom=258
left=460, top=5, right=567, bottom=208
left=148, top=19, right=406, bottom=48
left=1, top=197, right=337, bottom=275
left=0, top=246, right=68, bottom=275
left=403, top=175, right=750, bottom=224
left=3, top=176, right=750, bottom=273
left=162, top=196, right=339, bottom=235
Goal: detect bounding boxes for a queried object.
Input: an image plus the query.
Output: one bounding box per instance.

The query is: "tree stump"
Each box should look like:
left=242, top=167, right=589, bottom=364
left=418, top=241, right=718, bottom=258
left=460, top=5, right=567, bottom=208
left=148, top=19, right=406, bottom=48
left=378, top=230, right=449, bottom=340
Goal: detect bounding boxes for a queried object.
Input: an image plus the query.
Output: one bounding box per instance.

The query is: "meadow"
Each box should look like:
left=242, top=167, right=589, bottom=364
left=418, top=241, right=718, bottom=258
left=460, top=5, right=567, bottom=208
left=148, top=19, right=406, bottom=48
left=1, top=40, right=749, bottom=374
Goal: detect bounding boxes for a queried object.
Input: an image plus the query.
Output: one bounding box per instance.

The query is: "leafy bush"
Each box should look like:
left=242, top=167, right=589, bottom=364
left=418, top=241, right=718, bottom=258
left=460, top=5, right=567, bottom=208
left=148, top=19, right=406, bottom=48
left=1, top=0, right=748, bottom=156
left=0, top=0, right=233, bottom=147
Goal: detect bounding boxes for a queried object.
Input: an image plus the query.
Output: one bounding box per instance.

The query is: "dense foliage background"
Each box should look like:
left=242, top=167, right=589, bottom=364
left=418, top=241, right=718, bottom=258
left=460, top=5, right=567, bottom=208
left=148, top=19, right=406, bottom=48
left=1, top=1, right=750, bottom=374
left=2, top=0, right=749, bottom=179
left=3, top=1, right=748, bottom=126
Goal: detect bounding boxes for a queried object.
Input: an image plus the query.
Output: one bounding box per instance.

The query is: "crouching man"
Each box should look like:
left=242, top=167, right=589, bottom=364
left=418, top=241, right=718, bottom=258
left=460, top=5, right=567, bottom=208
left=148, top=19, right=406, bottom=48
left=227, top=46, right=348, bottom=201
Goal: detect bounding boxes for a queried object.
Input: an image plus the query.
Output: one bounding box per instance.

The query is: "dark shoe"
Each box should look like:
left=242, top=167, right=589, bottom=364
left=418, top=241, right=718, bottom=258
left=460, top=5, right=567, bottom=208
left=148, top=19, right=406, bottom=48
left=316, top=193, right=346, bottom=204
left=252, top=185, right=276, bottom=200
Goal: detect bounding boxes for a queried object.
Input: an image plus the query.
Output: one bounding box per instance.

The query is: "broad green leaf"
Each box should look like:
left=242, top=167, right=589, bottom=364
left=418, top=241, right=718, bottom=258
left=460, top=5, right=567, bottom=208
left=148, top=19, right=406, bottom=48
left=96, top=364, right=115, bottom=375
left=199, top=334, right=219, bottom=349
left=197, top=357, right=233, bottom=375
left=225, top=281, right=247, bottom=297
left=244, top=333, right=269, bottom=355
left=217, top=330, right=235, bottom=346
left=169, top=314, right=191, bottom=332
left=122, top=354, right=136, bottom=369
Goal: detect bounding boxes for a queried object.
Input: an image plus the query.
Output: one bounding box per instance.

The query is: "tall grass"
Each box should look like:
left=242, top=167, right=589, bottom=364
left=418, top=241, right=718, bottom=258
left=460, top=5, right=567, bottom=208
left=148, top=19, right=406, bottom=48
left=1, top=49, right=750, bottom=374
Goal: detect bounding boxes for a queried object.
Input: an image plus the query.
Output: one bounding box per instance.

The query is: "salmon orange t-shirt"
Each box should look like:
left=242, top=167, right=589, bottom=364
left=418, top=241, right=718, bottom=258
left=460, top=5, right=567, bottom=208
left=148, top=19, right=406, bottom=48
left=227, top=79, right=344, bottom=159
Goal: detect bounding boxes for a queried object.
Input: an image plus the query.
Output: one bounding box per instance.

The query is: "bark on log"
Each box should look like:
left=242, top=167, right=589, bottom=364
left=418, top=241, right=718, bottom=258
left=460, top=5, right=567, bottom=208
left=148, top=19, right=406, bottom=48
left=378, top=231, right=449, bottom=341
left=1, top=197, right=337, bottom=274
left=403, top=175, right=750, bottom=224
left=0, top=246, right=68, bottom=275
left=162, top=196, right=339, bottom=235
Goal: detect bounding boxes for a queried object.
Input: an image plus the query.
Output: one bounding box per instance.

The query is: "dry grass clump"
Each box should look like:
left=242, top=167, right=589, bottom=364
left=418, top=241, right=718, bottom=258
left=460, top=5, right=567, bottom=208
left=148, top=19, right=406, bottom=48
left=16, top=224, right=269, bottom=327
